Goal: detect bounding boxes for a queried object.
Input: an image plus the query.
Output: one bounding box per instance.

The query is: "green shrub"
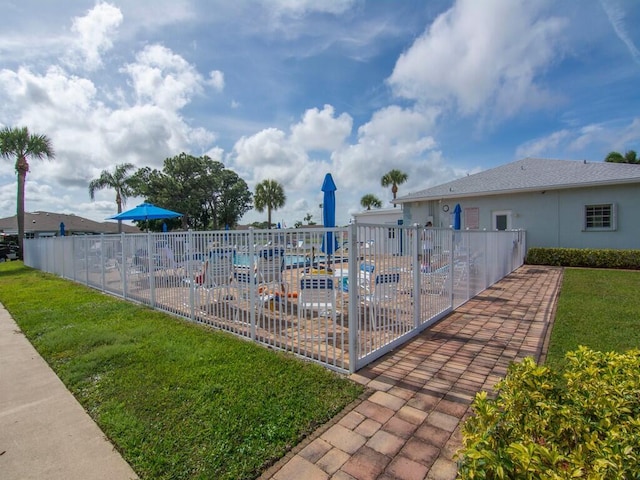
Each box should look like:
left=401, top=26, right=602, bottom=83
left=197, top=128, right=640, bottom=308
left=526, top=247, right=640, bottom=269
left=457, top=347, right=640, bottom=479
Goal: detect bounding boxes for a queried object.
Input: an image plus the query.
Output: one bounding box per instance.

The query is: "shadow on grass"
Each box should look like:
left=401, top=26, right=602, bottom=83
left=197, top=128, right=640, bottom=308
left=0, top=261, right=32, bottom=279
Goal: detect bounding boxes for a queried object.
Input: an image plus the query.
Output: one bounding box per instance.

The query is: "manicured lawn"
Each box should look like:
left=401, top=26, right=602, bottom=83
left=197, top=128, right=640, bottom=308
left=0, top=262, right=363, bottom=480
left=545, top=267, right=640, bottom=366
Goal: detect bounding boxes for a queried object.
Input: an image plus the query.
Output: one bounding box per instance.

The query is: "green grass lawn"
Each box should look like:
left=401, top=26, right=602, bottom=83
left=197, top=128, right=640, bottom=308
left=545, top=267, right=640, bottom=367
left=0, top=262, right=363, bottom=480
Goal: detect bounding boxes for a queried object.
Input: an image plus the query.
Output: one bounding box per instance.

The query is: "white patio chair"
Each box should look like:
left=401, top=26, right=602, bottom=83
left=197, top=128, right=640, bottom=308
left=256, top=247, right=286, bottom=294
left=196, top=248, right=235, bottom=314
left=298, top=274, right=337, bottom=319
left=421, top=264, right=450, bottom=295
left=233, top=270, right=261, bottom=323
left=363, top=272, right=401, bottom=329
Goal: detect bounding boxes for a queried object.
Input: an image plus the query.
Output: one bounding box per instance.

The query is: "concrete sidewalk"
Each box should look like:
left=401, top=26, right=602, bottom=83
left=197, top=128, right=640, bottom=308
left=0, top=304, right=138, bottom=480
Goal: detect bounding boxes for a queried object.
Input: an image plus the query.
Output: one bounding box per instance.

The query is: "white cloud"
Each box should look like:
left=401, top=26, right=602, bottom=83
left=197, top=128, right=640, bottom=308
left=227, top=102, right=449, bottom=224
left=122, top=45, right=207, bottom=110
left=208, top=70, right=225, bottom=92
left=265, top=0, right=356, bottom=18
left=67, top=2, right=123, bottom=71
left=290, top=105, right=352, bottom=151
left=0, top=40, right=218, bottom=214
left=515, top=118, right=640, bottom=160
left=332, top=105, right=444, bottom=206
left=231, top=127, right=314, bottom=187
left=515, top=130, right=571, bottom=158
left=600, top=0, right=640, bottom=64
left=388, top=0, right=567, bottom=121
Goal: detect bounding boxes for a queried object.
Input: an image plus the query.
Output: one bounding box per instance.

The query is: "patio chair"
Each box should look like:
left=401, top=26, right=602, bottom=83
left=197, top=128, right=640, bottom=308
left=195, top=248, right=235, bottom=313
left=298, top=274, right=337, bottom=319
left=233, top=269, right=280, bottom=323
left=362, top=272, right=401, bottom=329
left=421, top=264, right=450, bottom=295
left=338, top=262, right=374, bottom=294
left=154, top=241, right=176, bottom=271
left=256, top=247, right=286, bottom=293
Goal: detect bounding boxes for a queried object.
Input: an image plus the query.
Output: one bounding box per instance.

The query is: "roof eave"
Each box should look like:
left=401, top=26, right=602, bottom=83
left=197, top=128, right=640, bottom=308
left=395, top=177, right=640, bottom=204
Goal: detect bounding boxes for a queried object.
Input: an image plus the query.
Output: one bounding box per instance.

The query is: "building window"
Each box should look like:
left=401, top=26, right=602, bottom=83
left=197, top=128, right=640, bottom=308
left=492, top=210, right=512, bottom=231
left=584, top=204, right=616, bottom=230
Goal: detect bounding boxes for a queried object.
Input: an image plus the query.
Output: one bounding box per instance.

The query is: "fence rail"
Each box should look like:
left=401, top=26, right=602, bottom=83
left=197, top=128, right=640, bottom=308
left=24, top=224, right=526, bottom=373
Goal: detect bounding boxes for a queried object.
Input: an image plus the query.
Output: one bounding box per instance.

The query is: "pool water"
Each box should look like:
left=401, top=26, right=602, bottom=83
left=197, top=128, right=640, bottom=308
left=234, top=253, right=310, bottom=269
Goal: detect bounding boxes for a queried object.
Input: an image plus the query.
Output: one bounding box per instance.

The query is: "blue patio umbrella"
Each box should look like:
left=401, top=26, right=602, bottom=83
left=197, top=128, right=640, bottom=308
left=108, top=203, right=182, bottom=222
left=321, top=173, right=339, bottom=268
left=59, top=222, right=65, bottom=236
left=162, top=222, right=168, bottom=232
left=453, top=203, right=462, bottom=230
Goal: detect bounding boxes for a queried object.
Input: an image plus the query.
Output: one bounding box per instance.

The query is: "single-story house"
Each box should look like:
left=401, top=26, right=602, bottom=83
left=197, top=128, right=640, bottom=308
left=352, top=207, right=404, bottom=255
left=352, top=207, right=403, bottom=226
left=0, top=211, right=140, bottom=238
left=395, top=157, right=640, bottom=251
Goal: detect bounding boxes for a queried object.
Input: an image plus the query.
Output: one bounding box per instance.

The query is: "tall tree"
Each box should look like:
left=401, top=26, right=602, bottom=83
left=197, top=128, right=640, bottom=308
left=605, top=150, right=639, bottom=164
left=360, top=194, right=382, bottom=210
left=381, top=169, right=408, bottom=207
left=254, top=179, right=286, bottom=229
left=88, top=163, right=135, bottom=234
left=130, top=153, right=252, bottom=231
left=0, top=126, right=55, bottom=258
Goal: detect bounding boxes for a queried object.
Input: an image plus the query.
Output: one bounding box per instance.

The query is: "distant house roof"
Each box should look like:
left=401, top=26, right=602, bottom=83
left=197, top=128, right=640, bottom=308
left=396, top=158, right=640, bottom=203
left=0, top=211, right=141, bottom=235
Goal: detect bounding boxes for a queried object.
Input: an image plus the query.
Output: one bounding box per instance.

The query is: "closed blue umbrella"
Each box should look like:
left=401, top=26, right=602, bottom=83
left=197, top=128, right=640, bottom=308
left=59, top=222, right=65, bottom=236
left=108, top=203, right=182, bottom=221
left=453, top=203, right=462, bottom=230
left=321, top=173, right=338, bottom=268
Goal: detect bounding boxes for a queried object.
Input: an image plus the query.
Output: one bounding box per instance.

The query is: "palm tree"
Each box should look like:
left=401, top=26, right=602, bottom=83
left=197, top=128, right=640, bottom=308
left=605, top=150, right=639, bottom=164
left=0, top=126, right=55, bottom=258
left=381, top=169, right=408, bottom=207
left=89, top=163, right=135, bottom=233
left=360, top=194, right=382, bottom=210
left=254, top=179, right=286, bottom=229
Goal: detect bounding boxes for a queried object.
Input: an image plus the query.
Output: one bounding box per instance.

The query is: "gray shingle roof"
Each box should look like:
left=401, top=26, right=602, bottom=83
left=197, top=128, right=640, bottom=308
left=0, top=211, right=140, bottom=234
left=397, top=157, right=640, bottom=203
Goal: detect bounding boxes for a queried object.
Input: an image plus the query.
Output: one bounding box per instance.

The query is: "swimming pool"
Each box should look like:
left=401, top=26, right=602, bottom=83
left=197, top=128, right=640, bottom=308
left=233, top=253, right=311, bottom=269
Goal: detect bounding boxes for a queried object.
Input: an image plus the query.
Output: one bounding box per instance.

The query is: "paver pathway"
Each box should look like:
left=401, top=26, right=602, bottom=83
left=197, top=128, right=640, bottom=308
left=261, top=265, right=563, bottom=480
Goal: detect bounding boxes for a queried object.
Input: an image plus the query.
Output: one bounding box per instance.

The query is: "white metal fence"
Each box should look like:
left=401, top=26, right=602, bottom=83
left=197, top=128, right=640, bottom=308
left=24, top=224, right=526, bottom=373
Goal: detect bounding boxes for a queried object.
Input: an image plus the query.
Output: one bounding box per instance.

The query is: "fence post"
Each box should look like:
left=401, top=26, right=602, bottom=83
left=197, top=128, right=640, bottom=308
left=187, top=230, right=195, bottom=321
left=71, top=236, right=76, bottom=282
left=449, top=229, right=454, bottom=306
left=148, top=232, right=155, bottom=308
left=248, top=228, right=256, bottom=341
left=100, top=234, right=106, bottom=292
left=120, top=233, right=127, bottom=299
left=413, top=223, right=421, bottom=329
left=347, top=222, right=358, bottom=373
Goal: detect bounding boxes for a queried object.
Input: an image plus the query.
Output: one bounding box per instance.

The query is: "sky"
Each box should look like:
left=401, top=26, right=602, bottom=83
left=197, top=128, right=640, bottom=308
left=1, top=0, right=640, bottom=228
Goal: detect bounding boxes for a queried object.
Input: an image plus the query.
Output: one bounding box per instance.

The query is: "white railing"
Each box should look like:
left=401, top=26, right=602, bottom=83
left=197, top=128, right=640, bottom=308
left=24, top=224, right=525, bottom=373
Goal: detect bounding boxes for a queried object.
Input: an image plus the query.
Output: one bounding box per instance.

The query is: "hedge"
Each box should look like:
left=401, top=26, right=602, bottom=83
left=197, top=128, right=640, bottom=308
left=457, top=347, right=640, bottom=479
left=526, top=248, right=640, bottom=270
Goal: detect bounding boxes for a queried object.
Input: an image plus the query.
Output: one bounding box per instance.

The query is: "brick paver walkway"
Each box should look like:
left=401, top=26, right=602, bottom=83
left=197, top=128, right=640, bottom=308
left=261, top=265, right=563, bottom=480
